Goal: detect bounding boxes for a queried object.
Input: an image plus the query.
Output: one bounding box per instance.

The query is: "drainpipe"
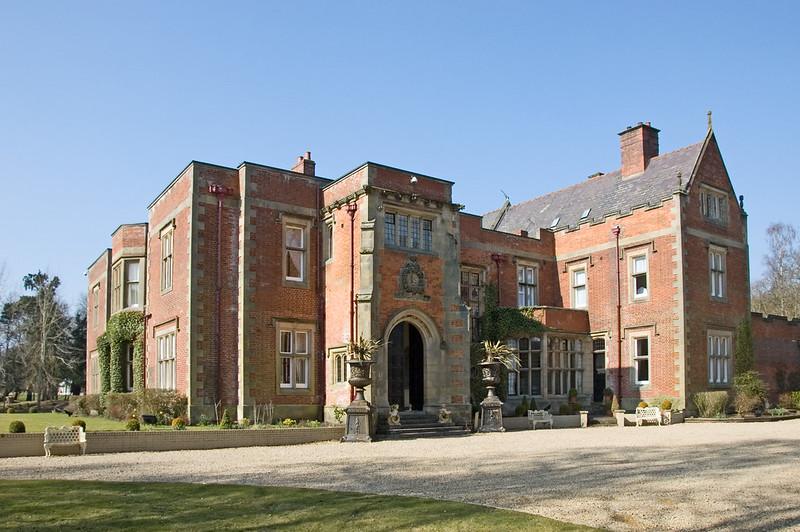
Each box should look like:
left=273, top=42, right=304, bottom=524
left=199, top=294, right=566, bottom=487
left=612, top=225, right=623, bottom=401
left=346, top=202, right=358, bottom=402
left=491, top=253, right=503, bottom=305
left=209, top=183, right=229, bottom=408
left=317, top=189, right=325, bottom=404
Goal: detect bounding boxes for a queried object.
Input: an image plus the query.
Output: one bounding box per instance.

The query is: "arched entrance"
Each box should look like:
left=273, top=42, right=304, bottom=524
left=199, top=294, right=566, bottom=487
left=387, top=322, right=425, bottom=411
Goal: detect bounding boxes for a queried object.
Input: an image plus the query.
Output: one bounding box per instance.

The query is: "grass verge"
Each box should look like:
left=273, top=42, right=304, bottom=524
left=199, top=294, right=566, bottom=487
left=0, top=480, right=593, bottom=531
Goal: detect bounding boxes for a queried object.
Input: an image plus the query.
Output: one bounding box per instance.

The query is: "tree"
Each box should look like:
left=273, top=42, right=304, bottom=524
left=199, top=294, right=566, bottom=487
left=734, top=318, right=754, bottom=374
left=67, top=298, right=87, bottom=394
left=20, top=272, right=76, bottom=402
left=752, top=223, right=800, bottom=319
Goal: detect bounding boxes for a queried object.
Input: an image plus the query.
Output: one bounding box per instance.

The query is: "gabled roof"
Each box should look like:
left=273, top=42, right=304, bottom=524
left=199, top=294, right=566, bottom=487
left=483, top=140, right=705, bottom=233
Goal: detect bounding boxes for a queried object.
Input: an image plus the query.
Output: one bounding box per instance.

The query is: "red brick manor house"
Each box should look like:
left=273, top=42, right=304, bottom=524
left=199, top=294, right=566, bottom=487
left=86, top=122, right=799, bottom=423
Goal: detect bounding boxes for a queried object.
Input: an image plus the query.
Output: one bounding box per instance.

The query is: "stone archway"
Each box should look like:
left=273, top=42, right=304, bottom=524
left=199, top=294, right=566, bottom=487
left=387, top=321, right=425, bottom=411
left=376, top=308, right=444, bottom=415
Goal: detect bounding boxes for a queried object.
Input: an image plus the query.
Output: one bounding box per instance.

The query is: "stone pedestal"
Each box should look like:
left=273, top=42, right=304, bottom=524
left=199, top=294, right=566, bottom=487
left=480, top=392, right=505, bottom=432
left=341, top=398, right=373, bottom=443
left=342, top=360, right=374, bottom=443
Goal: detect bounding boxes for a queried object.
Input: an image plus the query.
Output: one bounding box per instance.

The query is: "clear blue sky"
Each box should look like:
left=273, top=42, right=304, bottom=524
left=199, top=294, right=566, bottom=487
left=1, top=2, right=798, bottom=308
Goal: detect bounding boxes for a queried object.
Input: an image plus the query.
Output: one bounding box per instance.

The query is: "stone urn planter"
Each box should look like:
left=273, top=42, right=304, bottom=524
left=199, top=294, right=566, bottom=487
left=477, top=341, right=519, bottom=433
left=341, top=336, right=382, bottom=443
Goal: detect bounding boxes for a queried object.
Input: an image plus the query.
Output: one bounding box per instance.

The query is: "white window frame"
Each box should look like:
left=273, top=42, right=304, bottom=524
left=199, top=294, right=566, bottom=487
left=324, top=220, right=334, bottom=262
left=707, top=330, right=732, bottom=385
left=709, top=246, right=727, bottom=299
left=570, top=265, right=588, bottom=309
left=89, top=351, right=99, bottom=393
left=111, top=263, right=122, bottom=312
left=160, top=224, right=174, bottom=293
left=91, top=284, right=100, bottom=330
left=284, top=224, right=306, bottom=282
left=630, top=252, right=649, bottom=301
left=156, top=330, right=177, bottom=390
left=631, top=333, right=650, bottom=385
left=278, top=327, right=312, bottom=390
left=125, top=260, right=140, bottom=309
left=517, top=264, right=539, bottom=307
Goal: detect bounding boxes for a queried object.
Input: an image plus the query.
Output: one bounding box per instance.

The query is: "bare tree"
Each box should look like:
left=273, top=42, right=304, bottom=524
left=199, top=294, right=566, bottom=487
left=752, top=223, right=800, bottom=319
left=20, top=272, right=76, bottom=402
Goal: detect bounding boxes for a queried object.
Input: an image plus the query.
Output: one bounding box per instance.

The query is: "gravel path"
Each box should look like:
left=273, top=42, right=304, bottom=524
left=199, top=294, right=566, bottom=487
left=3, top=420, right=800, bottom=530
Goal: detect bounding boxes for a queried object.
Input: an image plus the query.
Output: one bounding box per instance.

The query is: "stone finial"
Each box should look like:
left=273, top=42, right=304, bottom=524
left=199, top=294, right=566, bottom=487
left=707, top=110, right=713, bottom=130
left=677, top=171, right=683, bottom=190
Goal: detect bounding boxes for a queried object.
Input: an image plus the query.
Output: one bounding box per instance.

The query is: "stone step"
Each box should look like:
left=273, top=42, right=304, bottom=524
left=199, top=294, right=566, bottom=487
left=378, top=427, right=472, bottom=440
left=384, top=424, right=467, bottom=434
left=589, top=416, right=618, bottom=427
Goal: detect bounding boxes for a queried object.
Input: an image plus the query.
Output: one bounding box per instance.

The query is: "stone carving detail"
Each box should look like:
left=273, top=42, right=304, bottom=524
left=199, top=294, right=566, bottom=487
left=438, top=404, right=452, bottom=425
left=399, top=256, right=426, bottom=296
left=388, top=404, right=401, bottom=426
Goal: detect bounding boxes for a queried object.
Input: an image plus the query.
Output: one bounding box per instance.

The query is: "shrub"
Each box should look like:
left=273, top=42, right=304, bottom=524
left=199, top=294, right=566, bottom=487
left=514, top=396, right=530, bottom=417
left=198, top=414, right=210, bottom=426
left=567, top=388, right=578, bottom=403
left=238, top=417, right=250, bottom=428
left=281, top=418, right=297, bottom=427
left=5, top=408, right=13, bottom=414
left=171, top=417, right=186, bottom=430
left=637, top=401, right=649, bottom=409
left=332, top=405, right=346, bottom=424
left=660, top=399, right=673, bottom=411
left=778, top=391, right=800, bottom=410
left=733, top=371, right=766, bottom=416
left=137, top=389, right=188, bottom=424
left=305, top=420, right=321, bottom=428
left=734, top=393, right=763, bottom=416
left=558, top=403, right=580, bottom=415
left=71, top=394, right=104, bottom=416
left=28, top=406, right=38, bottom=413
left=9, top=421, right=25, bottom=433
left=219, top=409, right=233, bottom=429
left=125, top=418, right=140, bottom=431
left=103, top=393, right=139, bottom=421
left=71, top=419, right=86, bottom=431
left=693, top=391, right=728, bottom=418
left=768, top=407, right=788, bottom=417
left=529, top=396, right=537, bottom=411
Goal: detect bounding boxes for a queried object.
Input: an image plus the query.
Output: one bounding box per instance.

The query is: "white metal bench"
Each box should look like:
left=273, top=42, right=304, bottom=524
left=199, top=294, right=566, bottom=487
left=43, top=426, right=86, bottom=457
left=635, top=407, right=662, bottom=426
left=528, top=410, right=553, bottom=430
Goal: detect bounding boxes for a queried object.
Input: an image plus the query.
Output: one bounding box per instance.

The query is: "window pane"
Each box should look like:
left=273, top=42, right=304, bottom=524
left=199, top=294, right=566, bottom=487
left=635, top=274, right=648, bottom=297
left=508, top=371, right=518, bottom=396
left=281, top=357, right=292, bottom=385
left=422, top=219, right=432, bottom=251
left=295, top=331, right=308, bottom=354
left=574, top=286, right=586, bottom=308
left=286, top=226, right=303, bottom=248
left=126, top=261, right=139, bottom=282
left=518, top=337, right=529, bottom=351
left=574, top=269, right=586, bottom=286
left=295, top=358, right=308, bottom=386
left=531, top=337, right=542, bottom=351
left=280, top=331, right=292, bottom=353
left=520, top=371, right=529, bottom=396
left=531, top=370, right=542, bottom=395
left=410, top=217, right=420, bottom=248
left=385, top=213, right=396, bottom=245
left=398, top=215, right=408, bottom=247
left=637, top=338, right=649, bottom=357
left=633, top=256, right=647, bottom=274
left=287, top=250, right=304, bottom=280
left=637, top=359, right=649, bottom=382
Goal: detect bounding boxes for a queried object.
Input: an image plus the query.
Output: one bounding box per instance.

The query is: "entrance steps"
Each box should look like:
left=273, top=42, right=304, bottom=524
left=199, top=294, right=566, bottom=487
left=587, top=402, right=617, bottom=426
left=376, top=411, right=471, bottom=440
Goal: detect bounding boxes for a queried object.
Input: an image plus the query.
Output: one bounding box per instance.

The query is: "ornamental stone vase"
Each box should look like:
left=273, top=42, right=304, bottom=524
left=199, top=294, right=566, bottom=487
left=342, top=360, right=374, bottom=443
left=479, top=361, right=505, bottom=432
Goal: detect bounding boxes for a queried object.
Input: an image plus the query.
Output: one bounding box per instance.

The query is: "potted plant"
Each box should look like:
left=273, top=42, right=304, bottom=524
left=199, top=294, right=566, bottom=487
left=346, top=336, right=382, bottom=391
left=478, top=341, right=519, bottom=432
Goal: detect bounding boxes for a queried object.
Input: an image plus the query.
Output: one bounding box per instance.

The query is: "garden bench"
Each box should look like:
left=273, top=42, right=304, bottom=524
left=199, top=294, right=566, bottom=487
left=528, top=410, right=553, bottom=430
left=43, top=426, right=86, bottom=457
left=635, top=407, right=662, bottom=426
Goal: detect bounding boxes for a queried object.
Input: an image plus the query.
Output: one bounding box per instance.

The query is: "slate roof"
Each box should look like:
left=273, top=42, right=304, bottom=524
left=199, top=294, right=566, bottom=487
left=483, top=139, right=705, bottom=233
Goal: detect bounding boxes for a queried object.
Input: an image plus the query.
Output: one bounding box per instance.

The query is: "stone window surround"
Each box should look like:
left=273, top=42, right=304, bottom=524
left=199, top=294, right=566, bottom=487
left=275, top=321, right=314, bottom=395
left=382, top=204, right=435, bottom=254
left=629, top=329, right=651, bottom=386
left=282, top=215, right=312, bottom=288
left=517, top=262, right=539, bottom=307
left=699, top=183, right=729, bottom=225
left=709, top=244, right=727, bottom=301
left=627, top=248, right=650, bottom=303
left=569, top=263, right=588, bottom=309
left=328, top=346, right=349, bottom=385
left=91, top=284, right=100, bottom=330
left=507, top=333, right=588, bottom=398
left=707, top=329, right=733, bottom=387
left=156, top=326, right=177, bottom=391
left=110, top=257, right=144, bottom=314
left=159, top=220, right=175, bottom=294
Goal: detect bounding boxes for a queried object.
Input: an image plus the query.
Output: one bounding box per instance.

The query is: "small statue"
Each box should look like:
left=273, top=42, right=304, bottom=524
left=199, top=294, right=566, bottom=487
left=388, top=404, right=401, bottom=426
left=438, top=404, right=452, bottom=425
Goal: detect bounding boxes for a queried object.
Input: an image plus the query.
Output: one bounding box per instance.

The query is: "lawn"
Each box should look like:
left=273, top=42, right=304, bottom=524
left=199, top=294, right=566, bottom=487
left=0, top=480, right=592, bottom=531
left=0, top=413, right=127, bottom=432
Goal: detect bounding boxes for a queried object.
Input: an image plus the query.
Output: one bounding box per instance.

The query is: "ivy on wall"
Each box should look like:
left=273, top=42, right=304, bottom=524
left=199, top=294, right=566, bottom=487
left=98, top=310, right=145, bottom=393
left=470, top=284, right=546, bottom=409
left=96, top=333, right=111, bottom=394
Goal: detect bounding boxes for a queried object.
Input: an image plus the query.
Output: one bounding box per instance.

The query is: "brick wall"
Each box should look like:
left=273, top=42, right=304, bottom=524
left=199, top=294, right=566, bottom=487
left=753, top=313, right=800, bottom=400
left=85, top=249, right=110, bottom=394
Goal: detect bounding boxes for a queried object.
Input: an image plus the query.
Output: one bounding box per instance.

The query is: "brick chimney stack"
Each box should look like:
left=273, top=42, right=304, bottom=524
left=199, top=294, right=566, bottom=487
left=292, top=151, right=316, bottom=176
left=618, top=122, right=659, bottom=177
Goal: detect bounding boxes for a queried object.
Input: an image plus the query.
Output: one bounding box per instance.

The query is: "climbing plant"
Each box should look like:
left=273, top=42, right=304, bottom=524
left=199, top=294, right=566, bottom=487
left=470, top=284, right=546, bottom=409
left=105, top=310, right=145, bottom=393
left=96, top=333, right=111, bottom=394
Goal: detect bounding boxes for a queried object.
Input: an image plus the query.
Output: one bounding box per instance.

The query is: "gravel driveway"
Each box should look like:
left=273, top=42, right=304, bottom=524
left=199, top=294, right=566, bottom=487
left=3, top=420, right=800, bottom=530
